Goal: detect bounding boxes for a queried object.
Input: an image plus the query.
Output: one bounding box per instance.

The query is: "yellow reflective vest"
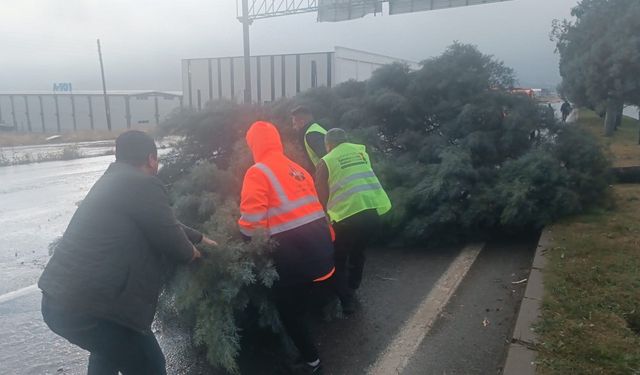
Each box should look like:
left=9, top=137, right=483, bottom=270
left=304, top=123, right=328, bottom=167
left=322, top=142, right=391, bottom=223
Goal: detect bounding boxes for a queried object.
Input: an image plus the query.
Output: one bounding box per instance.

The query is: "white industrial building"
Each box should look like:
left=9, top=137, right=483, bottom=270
left=0, top=47, right=416, bottom=133
left=0, top=91, right=182, bottom=133
left=182, top=46, right=419, bottom=109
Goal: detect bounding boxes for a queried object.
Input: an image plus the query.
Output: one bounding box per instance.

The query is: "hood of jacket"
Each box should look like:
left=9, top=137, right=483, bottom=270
left=246, top=121, right=284, bottom=162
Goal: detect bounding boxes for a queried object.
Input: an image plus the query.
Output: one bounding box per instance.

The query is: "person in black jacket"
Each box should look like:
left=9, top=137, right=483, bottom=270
left=561, top=100, right=573, bottom=122
left=291, top=105, right=328, bottom=172
left=39, top=130, right=217, bottom=375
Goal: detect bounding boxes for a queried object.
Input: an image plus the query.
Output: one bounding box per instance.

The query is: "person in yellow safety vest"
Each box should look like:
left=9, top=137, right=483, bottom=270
left=291, top=105, right=328, bottom=171
left=314, top=128, right=391, bottom=314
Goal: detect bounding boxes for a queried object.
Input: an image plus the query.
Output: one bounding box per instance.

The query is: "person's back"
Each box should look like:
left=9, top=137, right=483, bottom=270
left=291, top=105, right=328, bottom=171
left=315, top=128, right=391, bottom=314
left=322, top=142, right=391, bottom=223
left=239, top=121, right=334, bottom=372
left=39, top=161, right=195, bottom=329
left=39, top=130, right=206, bottom=375
left=561, top=101, right=572, bottom=121
left=239, top=121, right=333, bottom=284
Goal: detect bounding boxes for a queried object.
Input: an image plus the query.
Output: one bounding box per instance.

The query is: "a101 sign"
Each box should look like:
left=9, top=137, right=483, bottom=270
left=53, top=82, right=73, bottom=92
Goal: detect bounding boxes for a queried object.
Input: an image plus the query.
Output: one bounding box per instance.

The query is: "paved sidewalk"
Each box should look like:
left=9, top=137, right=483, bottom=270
left=502, top=228, right=551, bottom=375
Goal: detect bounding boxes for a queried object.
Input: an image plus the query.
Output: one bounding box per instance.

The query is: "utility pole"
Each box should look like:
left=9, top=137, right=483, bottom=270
left=241, top=0, right=252, bottom=104
left=97, top=39, right=112, bottom=131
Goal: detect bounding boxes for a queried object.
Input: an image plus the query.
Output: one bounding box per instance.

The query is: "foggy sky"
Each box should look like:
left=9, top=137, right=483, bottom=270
left=0, top=0, right=579, bottom=92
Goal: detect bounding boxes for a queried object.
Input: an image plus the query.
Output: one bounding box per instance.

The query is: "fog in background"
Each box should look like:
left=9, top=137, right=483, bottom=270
left=0, top=0, right=579, bottom=92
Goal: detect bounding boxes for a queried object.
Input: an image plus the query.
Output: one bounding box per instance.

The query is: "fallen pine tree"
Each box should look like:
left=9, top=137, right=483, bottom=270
left=156, top=43, right=611, bottom=373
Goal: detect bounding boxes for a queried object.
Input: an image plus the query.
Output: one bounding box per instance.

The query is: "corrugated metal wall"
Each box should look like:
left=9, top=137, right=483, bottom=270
left=334, top=46, right=419, bottom=83
left=0, top=94, right=181, bottom=133
left=182, top=48, right=417, bottom=108
left=183, top=52, right=334, bottom=107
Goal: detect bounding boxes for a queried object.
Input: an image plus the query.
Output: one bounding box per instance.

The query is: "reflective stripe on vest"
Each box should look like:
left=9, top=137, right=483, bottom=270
left=329, top=171, right=378, bottom=195
left=240, top=162, right=326, bottom=236
left=327, top=182, right=384, bottom=210
left=304, top=123, right=327, bottom=167
left=322, top=143, right=391, bottom=223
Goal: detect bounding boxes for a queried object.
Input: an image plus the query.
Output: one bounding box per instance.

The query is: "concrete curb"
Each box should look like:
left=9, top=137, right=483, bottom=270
left=502, top=228, right=552, bottom=375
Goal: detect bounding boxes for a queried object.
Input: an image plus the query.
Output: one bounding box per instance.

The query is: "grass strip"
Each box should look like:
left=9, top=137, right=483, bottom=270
left=537, top=110, right=640, bottom=374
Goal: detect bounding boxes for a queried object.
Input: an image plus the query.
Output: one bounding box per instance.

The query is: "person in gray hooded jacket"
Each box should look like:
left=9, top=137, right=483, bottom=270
left=39, top=130, right=217, bottom=375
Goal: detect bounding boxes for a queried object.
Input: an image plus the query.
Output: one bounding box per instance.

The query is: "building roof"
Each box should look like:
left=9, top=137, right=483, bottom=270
left=0, top=90, right=182, bottom=97
left=183, top=45, right=418, bottom=65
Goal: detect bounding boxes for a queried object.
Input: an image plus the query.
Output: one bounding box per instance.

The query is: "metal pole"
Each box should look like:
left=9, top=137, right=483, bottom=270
left=88, top=96, right=94, bottom=130
left=125, top=96, right=131, bottom=129
left=9, top=96, right=17, bottom=130
left=241, top=0, right=252, bottom=103
left=154, top=96, right=160, bottom=126
left=97, top=39, right=112, bottom=131
left=38, top=96, right=46, bottom=133
left=187, top=60, right=193, bottom=109
left=70, top=95, right=77, bottom=131
left=23, top=95, right=32, bottom=132
left=54, top=94, right=61, bottom=132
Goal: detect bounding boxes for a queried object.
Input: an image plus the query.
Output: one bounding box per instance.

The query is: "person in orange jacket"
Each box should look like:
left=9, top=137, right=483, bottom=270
left=238, top=121, right=335, bottom=373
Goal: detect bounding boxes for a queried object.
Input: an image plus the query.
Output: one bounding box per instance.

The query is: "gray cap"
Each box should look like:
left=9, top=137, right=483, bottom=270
left=325, top=128, right=348, bottom=147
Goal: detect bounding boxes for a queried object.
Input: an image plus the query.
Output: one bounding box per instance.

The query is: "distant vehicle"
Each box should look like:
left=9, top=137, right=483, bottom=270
left=510, top=88, right=536, bottom=98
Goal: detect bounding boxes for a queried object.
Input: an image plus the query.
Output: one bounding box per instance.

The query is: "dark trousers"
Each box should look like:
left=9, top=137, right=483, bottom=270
left=273, top=283, right=320, bottom=363
left=41, top=294, right=166, bottom=375
left=333, top=209, right=380, bottom=303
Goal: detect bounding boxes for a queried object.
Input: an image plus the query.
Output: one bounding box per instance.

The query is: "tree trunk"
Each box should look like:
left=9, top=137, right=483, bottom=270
left=604, top=99, right=618, bottom=137
left=613, top=166, right=640, bottom=183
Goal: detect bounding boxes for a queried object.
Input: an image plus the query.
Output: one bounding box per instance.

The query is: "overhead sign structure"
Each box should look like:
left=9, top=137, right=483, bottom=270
left=236, top=0, right=512, bottom=102
left=388, top=0, right=513, bottom=16
left=318, top=0, right=382, bottom=22
left=240, top=0, right=512, bottom=22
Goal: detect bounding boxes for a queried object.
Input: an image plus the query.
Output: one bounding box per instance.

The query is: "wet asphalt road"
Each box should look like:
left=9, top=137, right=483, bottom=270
left=235, top=239, right=537, bottom=375
left=0, top=153, right=538, bottom=375
left=0, top=291, right=87, bottom=374
left=0, top=152, right=191, bottom=375
left=0, top=155, right=114, bottom=296
left=0, top=154, right=113, bottom=374
left=315, top=246, right=459, bottom=374
left=237, top=246, right=461, bottom=375
left=403, top=235, right=538, bottom=375
left=0, top=140, right=116, bottom=161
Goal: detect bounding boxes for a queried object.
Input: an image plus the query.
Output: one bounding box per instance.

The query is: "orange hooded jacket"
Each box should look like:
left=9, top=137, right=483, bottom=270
left=239, top=121, right=327, bottom=236
left=239, top=121, right=334, bottom=283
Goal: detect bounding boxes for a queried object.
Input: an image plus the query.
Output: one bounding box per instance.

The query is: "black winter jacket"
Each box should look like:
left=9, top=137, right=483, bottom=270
left=38, top=162, right=201, bottom=332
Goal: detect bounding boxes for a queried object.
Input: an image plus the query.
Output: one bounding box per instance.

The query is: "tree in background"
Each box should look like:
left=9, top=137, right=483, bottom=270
left=553, top=0, right=640, bottom=136
left=291, top=43, right=609, bottom=243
